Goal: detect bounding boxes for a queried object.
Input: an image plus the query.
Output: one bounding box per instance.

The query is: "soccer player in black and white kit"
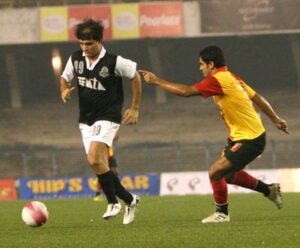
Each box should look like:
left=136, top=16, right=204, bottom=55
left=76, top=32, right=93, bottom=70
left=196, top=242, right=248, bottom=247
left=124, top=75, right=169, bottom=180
left=60, top=19, right=141, bottom=225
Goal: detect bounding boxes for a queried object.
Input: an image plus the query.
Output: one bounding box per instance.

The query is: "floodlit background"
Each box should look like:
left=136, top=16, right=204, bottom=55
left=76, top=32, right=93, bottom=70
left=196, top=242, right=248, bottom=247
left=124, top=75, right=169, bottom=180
left=0, top=0, right=299, bottom=182
left=0, top=2, right=299, bottom=247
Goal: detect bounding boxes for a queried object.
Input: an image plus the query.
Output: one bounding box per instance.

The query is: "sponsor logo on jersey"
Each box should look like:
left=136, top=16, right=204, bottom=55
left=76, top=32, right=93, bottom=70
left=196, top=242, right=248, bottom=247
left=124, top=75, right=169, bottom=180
left=78, top=76, right=106, bottom=91
left=99, top=66, right=109, bottom=78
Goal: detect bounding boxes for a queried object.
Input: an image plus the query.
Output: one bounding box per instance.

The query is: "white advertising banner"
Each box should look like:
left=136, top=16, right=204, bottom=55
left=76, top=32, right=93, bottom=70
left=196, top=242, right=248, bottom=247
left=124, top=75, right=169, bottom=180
left=160, top=169, right=288, bottom=196
left=160, top=171, right=211, bottom=196
left=278, top=168, right=300, bottom=192
left=0, top=8, right=39, bottom=44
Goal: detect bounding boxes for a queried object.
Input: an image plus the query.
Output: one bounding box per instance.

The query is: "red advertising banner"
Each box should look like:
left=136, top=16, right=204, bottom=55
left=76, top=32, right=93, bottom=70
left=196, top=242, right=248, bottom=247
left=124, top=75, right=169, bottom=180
left=0, top=179, right=17, bottom=201
left=139, top=2, right=183, bottom=38
left=68, top=5, right=112, bottom=41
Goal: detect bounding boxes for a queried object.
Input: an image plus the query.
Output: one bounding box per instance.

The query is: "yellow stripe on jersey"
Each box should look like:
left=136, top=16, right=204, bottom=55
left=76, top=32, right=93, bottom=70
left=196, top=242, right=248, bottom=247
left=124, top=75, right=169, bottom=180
left=212, top=69, right=265, bottom=140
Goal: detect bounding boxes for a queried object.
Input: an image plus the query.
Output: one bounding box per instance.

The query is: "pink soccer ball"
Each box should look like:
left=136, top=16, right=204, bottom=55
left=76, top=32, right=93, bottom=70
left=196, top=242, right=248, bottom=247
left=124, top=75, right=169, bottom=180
left=22, top=201, right=49, bottom=227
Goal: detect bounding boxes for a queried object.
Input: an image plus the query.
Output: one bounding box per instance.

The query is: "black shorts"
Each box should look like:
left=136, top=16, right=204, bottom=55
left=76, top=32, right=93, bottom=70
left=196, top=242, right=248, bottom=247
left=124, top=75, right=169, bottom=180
left=224, top=132, right=266, bottom=171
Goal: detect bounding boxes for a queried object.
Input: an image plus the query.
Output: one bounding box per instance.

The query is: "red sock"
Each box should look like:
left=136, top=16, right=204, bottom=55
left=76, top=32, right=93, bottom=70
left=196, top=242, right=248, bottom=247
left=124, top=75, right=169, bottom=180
left=231, top=170, right=257, bottom=190
left=211, top=179, right=228, bottom=205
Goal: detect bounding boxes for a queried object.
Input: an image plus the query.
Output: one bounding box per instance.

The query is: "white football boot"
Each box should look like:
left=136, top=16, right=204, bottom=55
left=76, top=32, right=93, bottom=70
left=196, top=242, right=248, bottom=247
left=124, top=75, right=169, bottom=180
left=123, top=194, right=140, bottom=225
left=102, top=203, right=122, bottom=219
left=267, top=183, right=283, bottom=209
left=201, top=212, right=230, bottom=224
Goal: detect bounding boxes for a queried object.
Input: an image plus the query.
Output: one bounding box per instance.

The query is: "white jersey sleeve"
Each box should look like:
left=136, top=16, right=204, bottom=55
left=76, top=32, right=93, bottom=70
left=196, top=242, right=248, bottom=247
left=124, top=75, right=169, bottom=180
left=61, top=57, right=75, bottom=83
left=115, top=56, right=137, bottom=79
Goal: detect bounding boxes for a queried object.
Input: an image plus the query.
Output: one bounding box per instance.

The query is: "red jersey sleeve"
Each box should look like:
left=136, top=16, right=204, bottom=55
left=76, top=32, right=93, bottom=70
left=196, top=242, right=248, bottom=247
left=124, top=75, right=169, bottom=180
left=193, top=75, right=223, bottom=98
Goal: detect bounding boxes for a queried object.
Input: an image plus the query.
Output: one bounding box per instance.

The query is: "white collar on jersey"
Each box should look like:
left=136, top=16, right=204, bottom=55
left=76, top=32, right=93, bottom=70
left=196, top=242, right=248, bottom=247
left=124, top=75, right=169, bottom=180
left=82, top=46, right=106, bottom=70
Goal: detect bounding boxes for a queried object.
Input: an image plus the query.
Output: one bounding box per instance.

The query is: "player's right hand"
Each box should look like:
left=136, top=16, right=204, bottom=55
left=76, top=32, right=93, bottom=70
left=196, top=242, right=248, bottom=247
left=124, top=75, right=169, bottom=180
left=61, top=87, right=75, bottom=103
left=138, top=70, right=158, bottom=85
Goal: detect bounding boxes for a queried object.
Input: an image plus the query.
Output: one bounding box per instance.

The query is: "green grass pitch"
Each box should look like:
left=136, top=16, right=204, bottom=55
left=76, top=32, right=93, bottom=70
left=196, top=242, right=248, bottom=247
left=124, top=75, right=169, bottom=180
left=0, top=193, right=299, bottom=248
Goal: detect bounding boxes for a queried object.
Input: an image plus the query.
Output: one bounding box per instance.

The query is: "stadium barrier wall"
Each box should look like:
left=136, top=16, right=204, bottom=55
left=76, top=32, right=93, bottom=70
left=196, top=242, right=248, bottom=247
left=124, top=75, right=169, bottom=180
left=4, top=168, right=300, bottom=201
left=160, top=169, right=300, bottom=196
left=18, top=173, right=159, bottom=200
left=1, top=139, right=298, bottom=179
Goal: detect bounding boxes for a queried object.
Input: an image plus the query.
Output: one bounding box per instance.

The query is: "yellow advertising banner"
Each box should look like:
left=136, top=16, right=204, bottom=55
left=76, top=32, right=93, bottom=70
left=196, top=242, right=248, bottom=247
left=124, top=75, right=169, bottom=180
left=40, top=7, right=68, bottom=42
left=112, top=4, right=139, bottom=39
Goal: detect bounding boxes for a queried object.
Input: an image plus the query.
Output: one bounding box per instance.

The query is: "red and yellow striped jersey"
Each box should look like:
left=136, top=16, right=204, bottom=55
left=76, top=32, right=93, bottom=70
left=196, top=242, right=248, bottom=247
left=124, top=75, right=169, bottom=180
left=193, top=66, right=265, bottom=141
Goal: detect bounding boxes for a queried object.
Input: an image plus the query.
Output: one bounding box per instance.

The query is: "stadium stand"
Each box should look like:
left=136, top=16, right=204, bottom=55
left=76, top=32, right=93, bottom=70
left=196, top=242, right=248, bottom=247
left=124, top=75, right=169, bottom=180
left=0, top=88, right=299, bottom=178
left=0, top=1, right=299, bottom=178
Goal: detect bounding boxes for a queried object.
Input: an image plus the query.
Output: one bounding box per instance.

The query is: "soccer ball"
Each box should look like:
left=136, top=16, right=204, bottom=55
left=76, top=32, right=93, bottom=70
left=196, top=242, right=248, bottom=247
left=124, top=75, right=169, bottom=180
left=22, top=201, right=49, bottom=227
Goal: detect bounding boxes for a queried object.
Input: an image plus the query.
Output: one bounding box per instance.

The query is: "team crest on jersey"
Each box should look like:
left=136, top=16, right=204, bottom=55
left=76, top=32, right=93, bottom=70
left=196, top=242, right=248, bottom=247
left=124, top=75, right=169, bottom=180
left=99, top=66, right=109, bottom=78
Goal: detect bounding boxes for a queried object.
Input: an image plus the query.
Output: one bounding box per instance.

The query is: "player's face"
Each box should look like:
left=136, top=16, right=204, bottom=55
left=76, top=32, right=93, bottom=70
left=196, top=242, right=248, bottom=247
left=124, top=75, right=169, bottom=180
left=199, top=58, right=213, bottom=77
left=79, top=39, right=101, bottom=58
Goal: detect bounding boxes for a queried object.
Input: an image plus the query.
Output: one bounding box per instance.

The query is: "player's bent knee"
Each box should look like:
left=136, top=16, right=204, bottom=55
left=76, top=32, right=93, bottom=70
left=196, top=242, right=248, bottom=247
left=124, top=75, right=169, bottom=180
left=208, top=168, right=222, bottom=181
left=209, top=171, right=223, bottom=181
left=87, top=155, right=109, bottom=173
left=224, top=173, right=235, bottom=183
left=87, top=155, right=101, bottom=167
left=209, top=158, right=233, bottom=181
left=210, top=170, right=233, bottom=181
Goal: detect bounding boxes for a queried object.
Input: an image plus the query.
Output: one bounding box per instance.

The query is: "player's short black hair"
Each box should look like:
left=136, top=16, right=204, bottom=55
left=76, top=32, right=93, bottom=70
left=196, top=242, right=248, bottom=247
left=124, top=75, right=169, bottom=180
left=75, top=18, right=104, bottom=41
left=199, top=46, right=226, bottom=68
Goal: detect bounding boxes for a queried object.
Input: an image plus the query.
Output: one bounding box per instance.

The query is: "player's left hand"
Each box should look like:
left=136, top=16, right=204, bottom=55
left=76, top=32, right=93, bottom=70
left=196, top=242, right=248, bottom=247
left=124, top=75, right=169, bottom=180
left=122, top=108, right=139, bottom=125
left=139, top=70, right=158, bottom=85
left=274, top=117, right=289, bottom=134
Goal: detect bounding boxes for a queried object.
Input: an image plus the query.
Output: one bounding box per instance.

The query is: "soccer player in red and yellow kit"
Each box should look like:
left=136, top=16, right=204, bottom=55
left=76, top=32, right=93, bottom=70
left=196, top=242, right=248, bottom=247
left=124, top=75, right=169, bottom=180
left=139, top=45, right=288, bottom=223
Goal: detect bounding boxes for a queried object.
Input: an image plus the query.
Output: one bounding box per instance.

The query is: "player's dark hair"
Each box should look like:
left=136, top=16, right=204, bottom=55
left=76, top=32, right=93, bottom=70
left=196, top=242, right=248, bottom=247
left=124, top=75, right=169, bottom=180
left=75, top=18, right=104, bottom=41
left=199, top=46, right=226, bottom=68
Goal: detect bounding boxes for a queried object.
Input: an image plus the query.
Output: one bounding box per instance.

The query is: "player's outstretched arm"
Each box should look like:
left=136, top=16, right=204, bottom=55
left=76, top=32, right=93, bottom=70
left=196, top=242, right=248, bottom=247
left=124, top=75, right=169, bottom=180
left=252, top=93, right=289, bottom=134
left=60, top=77, right=75, bottom=103
left=139, top=70, right=199, bottom=97
left=122, top=71, right=141, bottom=125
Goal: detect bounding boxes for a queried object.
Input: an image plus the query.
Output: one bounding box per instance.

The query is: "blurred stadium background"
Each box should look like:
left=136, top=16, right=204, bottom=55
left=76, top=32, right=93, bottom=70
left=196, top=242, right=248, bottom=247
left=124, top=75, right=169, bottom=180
left=0, top=0, right=299, bottom=180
